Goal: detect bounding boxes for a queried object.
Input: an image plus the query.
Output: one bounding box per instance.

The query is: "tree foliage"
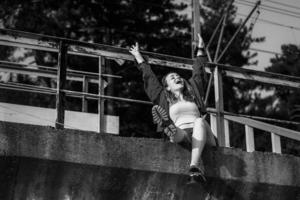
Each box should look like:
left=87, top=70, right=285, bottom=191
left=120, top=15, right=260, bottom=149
left=240, top=44, right=300, bottom=156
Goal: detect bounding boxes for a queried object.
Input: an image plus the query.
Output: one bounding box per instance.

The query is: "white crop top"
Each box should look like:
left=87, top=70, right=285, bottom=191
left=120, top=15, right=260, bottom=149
left=169, top=101, right=200, bottom=129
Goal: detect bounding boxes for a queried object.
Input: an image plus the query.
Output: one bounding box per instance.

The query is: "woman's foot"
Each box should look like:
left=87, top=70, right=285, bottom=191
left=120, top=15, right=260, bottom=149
left=152, top=105, right=176, bottom=137
left=188, top=165, right=206, bottom=184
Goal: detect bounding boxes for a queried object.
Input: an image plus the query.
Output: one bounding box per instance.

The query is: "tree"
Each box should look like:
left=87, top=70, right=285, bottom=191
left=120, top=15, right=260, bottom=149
left=238, top=44, right=300, bottom=156
left=265, top=44, right=300, bottom=156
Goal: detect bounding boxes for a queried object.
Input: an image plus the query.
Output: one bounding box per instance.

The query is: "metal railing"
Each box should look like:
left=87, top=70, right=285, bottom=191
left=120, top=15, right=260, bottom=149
left=0, top=28, right=300, bottom=154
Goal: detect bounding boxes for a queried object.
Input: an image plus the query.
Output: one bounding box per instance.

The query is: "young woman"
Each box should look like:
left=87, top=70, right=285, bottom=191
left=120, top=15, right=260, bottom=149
left=129, top=34, right=216, bottom=182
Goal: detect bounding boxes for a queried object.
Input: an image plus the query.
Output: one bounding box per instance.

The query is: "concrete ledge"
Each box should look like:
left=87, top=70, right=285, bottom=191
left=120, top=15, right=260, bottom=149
left=0, top=121, right=299, bottom=187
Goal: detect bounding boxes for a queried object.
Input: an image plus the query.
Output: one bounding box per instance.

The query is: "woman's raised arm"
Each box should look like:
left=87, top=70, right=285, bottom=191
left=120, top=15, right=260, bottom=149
left=129, top=42, right=164, bottom=104
left=191, top=34, right=208, bottom=98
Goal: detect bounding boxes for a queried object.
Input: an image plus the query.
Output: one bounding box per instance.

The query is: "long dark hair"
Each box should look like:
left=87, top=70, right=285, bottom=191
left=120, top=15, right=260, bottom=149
left=161, top=72, right=195, bottom=105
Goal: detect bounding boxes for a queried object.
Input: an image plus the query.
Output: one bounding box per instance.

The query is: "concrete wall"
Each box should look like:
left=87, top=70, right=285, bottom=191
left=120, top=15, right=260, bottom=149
left=0, top=121, right=299, bottom=200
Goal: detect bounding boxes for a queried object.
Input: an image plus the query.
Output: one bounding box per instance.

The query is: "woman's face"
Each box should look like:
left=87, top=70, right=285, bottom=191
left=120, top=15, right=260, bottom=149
left=165, top=73, right=184, bottom=93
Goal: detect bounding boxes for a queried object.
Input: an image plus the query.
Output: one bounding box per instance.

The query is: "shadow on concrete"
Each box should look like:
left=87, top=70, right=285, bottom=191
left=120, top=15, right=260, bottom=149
left=0, top=156, right=299, bottom=200
left=203, top=147, right=248, bottom=200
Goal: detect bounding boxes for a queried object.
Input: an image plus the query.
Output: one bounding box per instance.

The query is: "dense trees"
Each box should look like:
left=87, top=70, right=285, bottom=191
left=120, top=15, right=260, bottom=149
left=263, top=45, right=300, bottom=155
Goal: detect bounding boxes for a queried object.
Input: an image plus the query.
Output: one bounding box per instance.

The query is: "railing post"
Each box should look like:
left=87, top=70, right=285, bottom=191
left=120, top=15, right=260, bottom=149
left=191, top=0, right=200, bottom=58
left=98, top=56, right=105, bottom=133
left=245, top=125, right=255, bottom=152
left=224, top=119, right=230, bottom=147
left=82, top=75, right=88, bottom=112
left=271, top=132, right=282, bottom=153
left=210, top=113, right=217, bottom=138
left=214, top=66, right=226, bottom=146
left=55, top=41, right=67, bottom=129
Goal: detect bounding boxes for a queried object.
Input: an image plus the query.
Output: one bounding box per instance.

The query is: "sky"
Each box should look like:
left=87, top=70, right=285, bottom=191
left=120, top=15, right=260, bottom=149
left=234, top=0, right=300, bottom=71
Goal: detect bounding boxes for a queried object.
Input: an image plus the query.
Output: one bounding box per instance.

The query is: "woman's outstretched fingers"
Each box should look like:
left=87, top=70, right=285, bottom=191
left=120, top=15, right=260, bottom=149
left=129, top=42, right=140, bottom=56
left=197, top=33, right=204, bottom=48
left=128, top=42, right=145, bottom=64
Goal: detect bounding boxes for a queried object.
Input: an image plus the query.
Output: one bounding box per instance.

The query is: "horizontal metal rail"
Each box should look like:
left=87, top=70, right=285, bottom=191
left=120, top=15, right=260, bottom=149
left=2, top=81, right=299, bottom=126
left=207, top=108, right=300, bottom=126
left=0, top=28, right=193, bottom=68
left=1, top=28, right=300, bottom=89
left=0, top=60, right=121, bottom=84
left=0, top=82, right=152, bottom=105
left=224, top=114, right=300, bottom=141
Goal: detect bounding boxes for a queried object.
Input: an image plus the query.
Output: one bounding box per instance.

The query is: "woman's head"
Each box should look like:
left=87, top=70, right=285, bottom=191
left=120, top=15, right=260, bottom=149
left=162, top=72, right=184, bottom=93
left=162, top=72, right=194, bottom=104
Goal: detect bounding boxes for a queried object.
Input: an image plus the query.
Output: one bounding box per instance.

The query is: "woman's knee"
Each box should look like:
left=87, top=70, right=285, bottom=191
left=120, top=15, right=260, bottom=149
left=194, top=117, right=206, bottom=127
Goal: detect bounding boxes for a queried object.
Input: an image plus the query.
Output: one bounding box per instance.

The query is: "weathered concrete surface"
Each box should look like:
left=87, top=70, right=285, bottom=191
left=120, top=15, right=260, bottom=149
left=0, top=121, right=299, bottom=200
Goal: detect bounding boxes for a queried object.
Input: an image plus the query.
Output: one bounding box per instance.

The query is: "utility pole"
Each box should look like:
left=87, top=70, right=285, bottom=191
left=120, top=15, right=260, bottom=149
left=191, top=0, right=201, bottom=58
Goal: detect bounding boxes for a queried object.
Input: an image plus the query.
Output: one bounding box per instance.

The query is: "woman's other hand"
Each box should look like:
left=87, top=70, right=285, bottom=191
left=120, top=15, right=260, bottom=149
left=195, top=33, right=206, bottom=56
left=197, top=33, right=205, bottom=49
left=129, top=42, right=145, bottom=64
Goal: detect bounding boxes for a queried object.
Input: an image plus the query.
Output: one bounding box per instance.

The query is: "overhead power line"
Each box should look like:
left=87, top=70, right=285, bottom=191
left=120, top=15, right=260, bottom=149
left=236, top=13, right=300, bottom=31
left=263, top=0, right=300, bottom=11
left=249, top=47, right=282, bottom=55
left=240, top=0, right=300, bottom=16
left=235, top=1, right=300, bottom=19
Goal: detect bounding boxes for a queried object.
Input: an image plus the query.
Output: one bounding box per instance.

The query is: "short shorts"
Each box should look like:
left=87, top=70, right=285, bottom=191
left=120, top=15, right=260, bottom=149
left=177, top=128, right=193, bottom=150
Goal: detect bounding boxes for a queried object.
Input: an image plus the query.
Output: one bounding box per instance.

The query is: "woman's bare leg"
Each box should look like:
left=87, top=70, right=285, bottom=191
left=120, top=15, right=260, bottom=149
left=190, top=118, right=216, bottom=167
left=190, top=118, right=207, bottom=166
left=205, top=119, right=217, bottom=146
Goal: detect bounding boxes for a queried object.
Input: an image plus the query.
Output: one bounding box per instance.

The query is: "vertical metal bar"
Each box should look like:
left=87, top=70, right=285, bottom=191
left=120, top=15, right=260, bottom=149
left=204, top=0, right=234, bottom=106
left=210, top=114, right=217, bottom=138
left=191, top=0, right=201, bottom=58
left=210, top=0, right=236, bottom=146
left=98, top=56, right=105, bottom=133
left=82, top=75, right=88, bottom=112
left=271, top=132, right=282, bottom=153
left=214, top=66, right=225, bottom=146
left=55, top=41, right=67, bottom=129
left=245, top=125, right=255, bottom=152
left=204, top=47, right=214, bottom=107
left=206, top=15, right=225, bottom=51
left=204, top=71, right=213, bottom=106
left=224, top=119, right=230, bottom=147
left=214, top=15, right=227, bottom=62
left=204, top=15, right=227, bottom=106
left=217, top=0, right=261, bottom=62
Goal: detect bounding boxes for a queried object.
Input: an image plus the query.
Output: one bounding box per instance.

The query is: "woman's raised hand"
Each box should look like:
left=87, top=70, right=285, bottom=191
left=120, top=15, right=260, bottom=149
left=197, top=33, right=205, bottom=48
left=129, top=42, right=140, bottom=56
left=129, top=42, right=145, bottom=64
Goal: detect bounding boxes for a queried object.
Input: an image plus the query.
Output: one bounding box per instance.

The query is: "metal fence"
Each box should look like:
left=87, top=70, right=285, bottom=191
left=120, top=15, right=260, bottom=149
left=0, top=28, right=300, bottom=153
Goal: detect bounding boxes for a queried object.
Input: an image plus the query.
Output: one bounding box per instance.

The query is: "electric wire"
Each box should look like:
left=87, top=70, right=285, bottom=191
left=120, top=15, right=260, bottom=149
left=249, top=47, right=282, bottom=55
left=240, top=0, right=300, bottom=16
left=235, top=1, right=300, bottom=19
left=263, top=0, right=300, bottom=11
left=236, top=13, right=300, bottom=31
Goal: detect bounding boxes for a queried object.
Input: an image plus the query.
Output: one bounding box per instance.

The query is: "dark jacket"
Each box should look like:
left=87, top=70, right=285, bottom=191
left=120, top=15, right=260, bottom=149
left=137, top=55, right=208, bottom=131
